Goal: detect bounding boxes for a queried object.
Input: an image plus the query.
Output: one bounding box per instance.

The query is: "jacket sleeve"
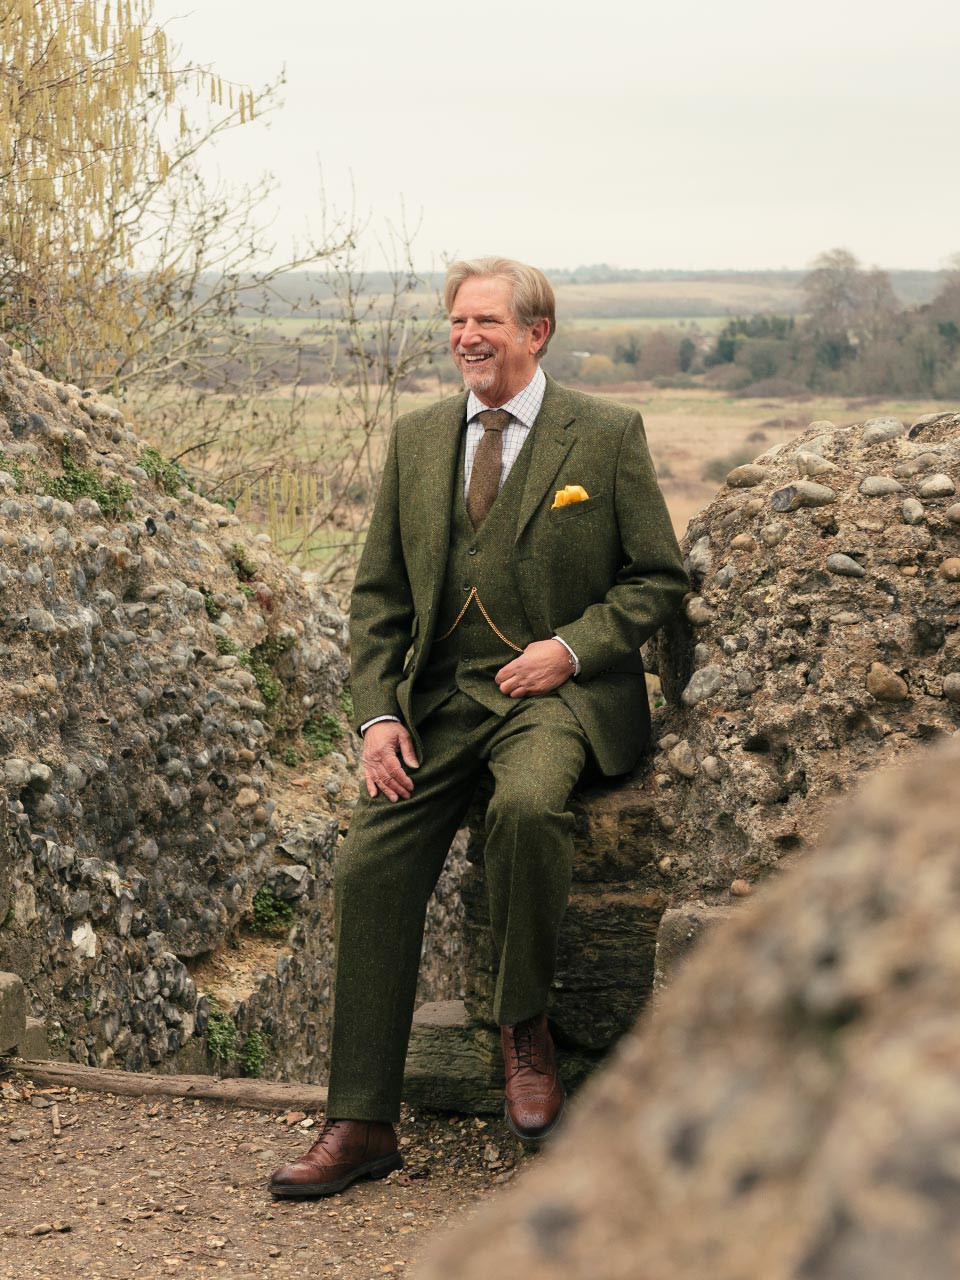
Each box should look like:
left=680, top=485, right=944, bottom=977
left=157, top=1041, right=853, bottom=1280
left=347, top=425, right=416, bottom=728
left=554, top=413, right=688, bottom=680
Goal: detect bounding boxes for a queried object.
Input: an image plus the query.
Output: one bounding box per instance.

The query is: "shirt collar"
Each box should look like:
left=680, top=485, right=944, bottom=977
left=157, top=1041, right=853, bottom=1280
left=466, top=364, right=546, bottom=430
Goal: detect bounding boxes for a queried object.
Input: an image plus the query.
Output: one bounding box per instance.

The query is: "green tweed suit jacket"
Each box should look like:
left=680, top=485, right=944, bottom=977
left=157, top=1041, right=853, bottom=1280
left=350, top=375, right=689, bottom=776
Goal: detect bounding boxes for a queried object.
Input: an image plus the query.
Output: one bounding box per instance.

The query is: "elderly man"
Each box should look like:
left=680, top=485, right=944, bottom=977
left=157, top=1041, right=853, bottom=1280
left=269, top=257, right=687, bottom=1198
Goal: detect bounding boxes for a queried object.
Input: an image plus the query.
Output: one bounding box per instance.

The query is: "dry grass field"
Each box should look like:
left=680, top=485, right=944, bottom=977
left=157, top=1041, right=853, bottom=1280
left=553, top=278, right=803, bottom=321
left=249, top=278, right=802, bottom=338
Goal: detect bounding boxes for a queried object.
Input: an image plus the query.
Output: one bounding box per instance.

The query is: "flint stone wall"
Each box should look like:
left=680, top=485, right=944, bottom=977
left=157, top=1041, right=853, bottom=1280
left=418, top=733, right=960, bottom=1280
left=0, top=342, right=462, bottom=1076
left=433, top=410, right=960, bottom=1104
left=649, top=409, right=960, bottom=895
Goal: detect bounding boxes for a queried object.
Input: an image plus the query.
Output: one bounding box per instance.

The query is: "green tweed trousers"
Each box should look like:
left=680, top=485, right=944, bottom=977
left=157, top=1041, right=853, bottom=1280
left=325, top=689, right=588, bottom=1123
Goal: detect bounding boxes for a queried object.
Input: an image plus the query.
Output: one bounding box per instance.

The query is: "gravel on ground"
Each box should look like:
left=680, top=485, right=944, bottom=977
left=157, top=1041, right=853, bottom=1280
left=0, top=1071, right=534, bottom=1280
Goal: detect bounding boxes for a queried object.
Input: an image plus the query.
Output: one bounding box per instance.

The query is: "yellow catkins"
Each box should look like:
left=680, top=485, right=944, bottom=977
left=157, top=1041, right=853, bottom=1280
left=1, top=0, right=255, bottom=378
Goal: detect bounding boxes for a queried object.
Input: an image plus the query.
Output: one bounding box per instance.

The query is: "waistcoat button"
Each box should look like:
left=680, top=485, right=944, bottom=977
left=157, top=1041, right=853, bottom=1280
left=467, top=547, right=478, bottom=556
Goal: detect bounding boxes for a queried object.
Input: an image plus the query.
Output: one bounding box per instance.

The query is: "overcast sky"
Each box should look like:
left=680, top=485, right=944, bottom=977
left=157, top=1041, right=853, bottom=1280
left=150, top=0, right=960, bottom=273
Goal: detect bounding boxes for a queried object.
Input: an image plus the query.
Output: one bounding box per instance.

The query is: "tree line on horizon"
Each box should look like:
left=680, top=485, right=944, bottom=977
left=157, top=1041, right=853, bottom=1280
left=703, top=249, right=960, bottom=399
left=536, top=250, right=960, bottom=400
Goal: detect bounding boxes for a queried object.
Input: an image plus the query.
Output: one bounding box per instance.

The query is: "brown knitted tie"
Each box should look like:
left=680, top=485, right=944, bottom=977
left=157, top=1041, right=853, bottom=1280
left=467, top=409, right=510, bottom=529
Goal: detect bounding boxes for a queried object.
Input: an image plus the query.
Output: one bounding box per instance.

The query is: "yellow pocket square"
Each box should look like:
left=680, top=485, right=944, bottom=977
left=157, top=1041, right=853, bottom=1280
left=551, top=484, right=590, bottom=509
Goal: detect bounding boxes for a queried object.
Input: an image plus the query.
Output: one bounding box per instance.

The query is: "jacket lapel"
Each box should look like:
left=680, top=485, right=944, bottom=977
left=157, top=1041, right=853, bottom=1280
left=411, top=391, right=467, bottom=607
left=516, top=375, right=577, bottom=541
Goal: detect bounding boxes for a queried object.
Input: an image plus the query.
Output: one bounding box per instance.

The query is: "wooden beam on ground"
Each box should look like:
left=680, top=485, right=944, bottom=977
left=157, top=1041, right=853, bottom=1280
left=4, top=1058, right=328, bottom=1111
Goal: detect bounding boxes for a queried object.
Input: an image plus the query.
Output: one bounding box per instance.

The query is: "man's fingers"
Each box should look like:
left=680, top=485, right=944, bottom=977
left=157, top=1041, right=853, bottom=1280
left=377, top=745, right=412, bottom=783
left=508, top=681, right=539, bottom=697
left=397, top=730, right=420, bottom=770
left=365, top=771, right=410, bottom=802
left=496, top=643, right=570, bottom=698
left=497, top=664, right=541, bottom=694
left=375, top=781, right=406, bottom=802
left=363, top=748, right=414, bottom=802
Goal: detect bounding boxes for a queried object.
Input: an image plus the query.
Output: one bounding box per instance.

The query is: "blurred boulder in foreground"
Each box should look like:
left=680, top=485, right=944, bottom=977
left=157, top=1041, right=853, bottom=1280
left=417, top=732, right=960, bottom=1280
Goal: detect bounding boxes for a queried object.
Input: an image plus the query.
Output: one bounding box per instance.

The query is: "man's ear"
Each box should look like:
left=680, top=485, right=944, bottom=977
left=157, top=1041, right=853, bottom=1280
left=528, top=316, right=550, bottom=356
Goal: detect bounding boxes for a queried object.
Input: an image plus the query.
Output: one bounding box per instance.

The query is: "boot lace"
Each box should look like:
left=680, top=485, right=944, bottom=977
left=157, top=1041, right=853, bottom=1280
left=511, top=1019, right=539, bottom=1071
left=308, top=1117, right=346, bottom=1152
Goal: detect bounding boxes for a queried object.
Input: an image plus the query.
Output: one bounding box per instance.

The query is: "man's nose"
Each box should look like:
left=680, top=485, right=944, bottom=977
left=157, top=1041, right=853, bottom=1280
left=459, top=321, right=483, bottom=345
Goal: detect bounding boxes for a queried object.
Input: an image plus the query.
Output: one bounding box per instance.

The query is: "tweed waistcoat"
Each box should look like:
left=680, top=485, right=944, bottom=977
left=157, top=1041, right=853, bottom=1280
left=415, top=433, right=538, bottom=717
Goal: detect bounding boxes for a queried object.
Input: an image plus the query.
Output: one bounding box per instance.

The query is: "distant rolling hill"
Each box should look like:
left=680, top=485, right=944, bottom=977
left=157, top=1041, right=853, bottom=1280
left=217, top=267, right=945, bottom=322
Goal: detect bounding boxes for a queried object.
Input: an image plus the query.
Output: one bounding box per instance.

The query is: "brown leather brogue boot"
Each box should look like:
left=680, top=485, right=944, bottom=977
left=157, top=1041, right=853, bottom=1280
left=268, top=1118, right=402, bottom=1199
left=501, top=1012, right=565, bottom=1143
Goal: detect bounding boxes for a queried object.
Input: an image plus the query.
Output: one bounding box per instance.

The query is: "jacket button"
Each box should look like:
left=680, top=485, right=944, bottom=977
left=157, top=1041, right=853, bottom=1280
left=467, top=547, right=478, bottom=556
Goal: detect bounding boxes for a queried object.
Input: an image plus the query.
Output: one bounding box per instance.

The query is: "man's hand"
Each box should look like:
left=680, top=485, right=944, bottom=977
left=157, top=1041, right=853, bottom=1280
left=495, top=639, right=572, bottom=699
left=362, top=721, right=419, bottom=802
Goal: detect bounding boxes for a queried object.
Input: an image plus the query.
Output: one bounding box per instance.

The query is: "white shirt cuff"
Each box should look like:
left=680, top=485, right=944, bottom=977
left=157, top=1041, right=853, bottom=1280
left=551, top=635, right=581, bottom=677
left=359, top=714, right=402, bottom=735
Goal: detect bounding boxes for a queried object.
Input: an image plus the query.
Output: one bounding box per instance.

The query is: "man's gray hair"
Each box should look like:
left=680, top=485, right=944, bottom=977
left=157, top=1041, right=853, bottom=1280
left=444, top=257, right=556, bottom=357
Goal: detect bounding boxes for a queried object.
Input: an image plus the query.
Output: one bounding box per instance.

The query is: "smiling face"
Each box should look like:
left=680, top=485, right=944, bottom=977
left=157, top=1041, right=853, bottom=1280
left=448, top=276, right=549, bottom=407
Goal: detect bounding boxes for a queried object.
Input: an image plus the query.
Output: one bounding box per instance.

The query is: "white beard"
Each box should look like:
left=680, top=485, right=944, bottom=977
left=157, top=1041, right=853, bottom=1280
left=456, top=345, right=499, bottom=393
left=460, top=360, right=497, bottom=392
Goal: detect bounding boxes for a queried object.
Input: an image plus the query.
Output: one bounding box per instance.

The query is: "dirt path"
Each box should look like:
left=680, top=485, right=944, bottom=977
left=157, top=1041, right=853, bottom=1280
left=0, top=1073, right=529, bottom=1280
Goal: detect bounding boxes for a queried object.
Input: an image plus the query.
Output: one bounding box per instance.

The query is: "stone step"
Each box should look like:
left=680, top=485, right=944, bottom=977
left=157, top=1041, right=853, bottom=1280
left=0, top=973, right=48, bottom=1059
left=653, top=902, right=737, bottom=996
left=19, top=1016, right=50, bottom=1060
left=0, top=972, right=26, bottom=1054
left=404, top=1000, right=504, bottom=1114
left=403, top=999, right=601, bottom=1116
